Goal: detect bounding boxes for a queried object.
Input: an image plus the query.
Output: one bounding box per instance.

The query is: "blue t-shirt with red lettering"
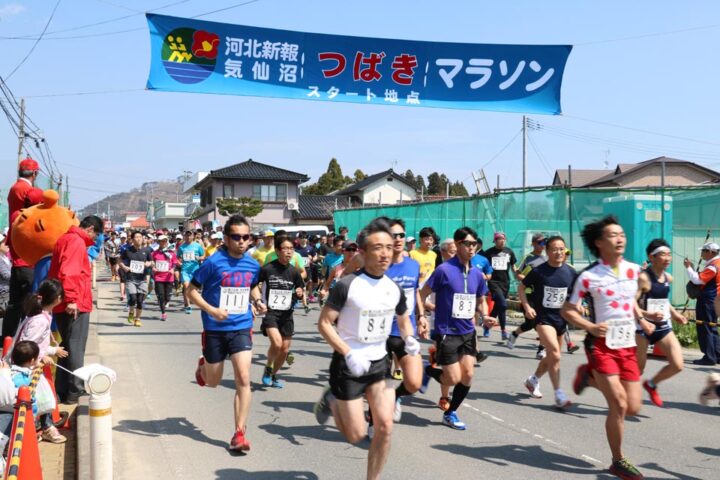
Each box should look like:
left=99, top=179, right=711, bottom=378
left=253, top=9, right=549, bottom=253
left=387, top=257, right=420, bottom=337
left=191, top=248, right=260, bottom=331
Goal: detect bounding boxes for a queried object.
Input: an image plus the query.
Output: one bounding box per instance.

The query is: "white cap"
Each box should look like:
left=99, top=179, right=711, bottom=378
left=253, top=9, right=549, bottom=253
left=406, top=236, right=416, bottom=243
left=211, top=232, right=223, bottom=240
left=175, top=234, right=183, bottom=239
left=119, top=232, right=127, bottom=238
left=158, top=234, right=169, bottom=241
left=700, top=242, right=720, bottom=252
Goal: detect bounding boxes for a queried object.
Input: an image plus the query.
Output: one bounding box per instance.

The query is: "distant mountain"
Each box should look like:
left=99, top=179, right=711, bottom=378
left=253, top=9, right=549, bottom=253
left=78, top=180, right=186, bottom=223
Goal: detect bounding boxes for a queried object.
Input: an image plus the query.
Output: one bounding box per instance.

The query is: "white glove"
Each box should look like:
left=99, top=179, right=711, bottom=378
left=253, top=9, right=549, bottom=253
left=345, top=350, right=371, bottom=377
left=404, top=336, right=421, bottom=356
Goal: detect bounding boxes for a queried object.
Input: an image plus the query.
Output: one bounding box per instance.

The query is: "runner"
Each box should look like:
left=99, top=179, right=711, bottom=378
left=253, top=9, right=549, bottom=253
left=118, top=231, right=128, bottom=307
left=508, top=233, right=547, bottom=350
left=418, top=226, right=494, bottom=430
left=188, top=214, right=265, bottom=451
left=319, top=240, right=357, bottom=299
left=119, top=231, right=152, bottom=327
left=409, top=227, right=437, bottom=286
left=295, top=231, right=318, bottom=303
left=205, top=232, right=223, bottom=257
left=178, top=230, right=206, bottom=314
left=251, top=230, right=275, bottom=265
left=104, top=232, right=121, bottom=281
left=635, top=239, right=687, bottom=407
left=482, top=232, right=519, bottom=340
left=519, top=236, right=575, bottom=409
left=561, top=215, right=656, bottom=480
left=313, top=218, right=417, bottom=480
left=258, top=232, right=305, bottom=388
left=151, top=234, right=179, bottom=321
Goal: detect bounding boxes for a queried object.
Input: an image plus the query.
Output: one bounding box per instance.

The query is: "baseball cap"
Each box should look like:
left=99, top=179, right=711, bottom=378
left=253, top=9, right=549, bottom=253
left=406, top=236, right=416, bottom=243
left=342, top=240, right=357, bottom=250
left=211, top=232, right=223, bottom=240
left=531, top=233, right=546, bottom=244
left=119, top=232, right=127, bottom=238
left=157, top=234, right=168, bottom=241
left=175, top=233, right=183, bottom=239
left=700, top=242, right=720, bottom=252
left=263, top=230, right=274, bottom=237
left=19, top=157, right=40, bottom=172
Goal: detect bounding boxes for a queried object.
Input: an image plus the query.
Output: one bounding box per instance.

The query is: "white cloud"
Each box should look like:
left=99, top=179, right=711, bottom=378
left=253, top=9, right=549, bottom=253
left=0, top=3, right=26, bottom=18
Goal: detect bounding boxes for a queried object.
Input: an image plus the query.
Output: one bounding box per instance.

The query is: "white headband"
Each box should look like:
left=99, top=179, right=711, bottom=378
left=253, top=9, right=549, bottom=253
left=649, top=246, right=671, bottom=256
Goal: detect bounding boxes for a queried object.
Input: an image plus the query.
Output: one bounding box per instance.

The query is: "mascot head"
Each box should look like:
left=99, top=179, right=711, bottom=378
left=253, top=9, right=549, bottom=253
left=11, top=189, right=79, bottom=266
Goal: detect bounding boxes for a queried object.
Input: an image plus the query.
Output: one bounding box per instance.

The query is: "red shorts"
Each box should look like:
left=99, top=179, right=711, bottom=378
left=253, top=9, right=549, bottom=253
left=585, top=336, right=640, bottom=382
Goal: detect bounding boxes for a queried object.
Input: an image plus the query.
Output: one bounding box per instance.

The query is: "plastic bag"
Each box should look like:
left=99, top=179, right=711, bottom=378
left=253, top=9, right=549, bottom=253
left=35, top=375, right=56, bottom=415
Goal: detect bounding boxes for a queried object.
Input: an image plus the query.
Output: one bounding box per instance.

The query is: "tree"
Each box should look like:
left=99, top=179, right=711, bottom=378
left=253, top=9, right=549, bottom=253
left=404, top=169, right=416, bottom=185
left=353, top=169, right=367, bottom=183
left=302, top=158, right=352, bottom=195
left=426, top=172, right=449, bottom=195
left=216, top=197, right=264, bottom=218
left=414, top=175, right=426, bottom=193
left=449, top=181, right=469, bottom=197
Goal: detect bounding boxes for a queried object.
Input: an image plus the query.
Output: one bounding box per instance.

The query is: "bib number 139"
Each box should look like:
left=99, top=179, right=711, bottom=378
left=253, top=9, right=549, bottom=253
left=605, top=319, right=636, bottom=350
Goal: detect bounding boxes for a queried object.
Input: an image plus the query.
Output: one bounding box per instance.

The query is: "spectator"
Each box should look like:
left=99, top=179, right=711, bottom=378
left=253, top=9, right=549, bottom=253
left=684, top=242, right=720, bottom=365
left=48, top=215, right=103, bottom=404
left=0, top=237, right=10, bottom=313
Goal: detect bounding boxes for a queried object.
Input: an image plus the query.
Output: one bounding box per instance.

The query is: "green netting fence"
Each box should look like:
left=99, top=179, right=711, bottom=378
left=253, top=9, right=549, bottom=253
left=334, top=185, right=720, bottom=305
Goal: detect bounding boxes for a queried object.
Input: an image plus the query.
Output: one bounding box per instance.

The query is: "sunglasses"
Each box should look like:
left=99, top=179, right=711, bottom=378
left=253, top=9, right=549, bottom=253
left=392, top=232, right=406, bottom=239
left=537, top=240, right=546, bottom=246
left=344, top=247, right=358, bottom=252
left=228, top=234, right=252, bottom=242
left=460, top=240, right=479, bottom=248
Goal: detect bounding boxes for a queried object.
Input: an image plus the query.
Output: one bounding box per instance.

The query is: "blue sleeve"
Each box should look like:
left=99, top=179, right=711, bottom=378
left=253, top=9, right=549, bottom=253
left=483, top=258, right=494, bottom=275
left=191, top=257, right=213, bottom=288
left=426, top=266, right=443, bottom=292
left=87, top=233, right=105, bottom=261
left=476, top=273, right=489, bottom=297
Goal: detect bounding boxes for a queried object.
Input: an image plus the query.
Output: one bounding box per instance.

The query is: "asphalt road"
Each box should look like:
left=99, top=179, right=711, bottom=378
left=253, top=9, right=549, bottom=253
left=94, top=280, right=720, bottom=480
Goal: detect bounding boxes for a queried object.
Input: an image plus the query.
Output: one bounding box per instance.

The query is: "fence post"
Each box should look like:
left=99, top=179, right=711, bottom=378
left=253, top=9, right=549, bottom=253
left=89, top=393, right=113, bottom=480
left=92, top=261, right=97, bottom=290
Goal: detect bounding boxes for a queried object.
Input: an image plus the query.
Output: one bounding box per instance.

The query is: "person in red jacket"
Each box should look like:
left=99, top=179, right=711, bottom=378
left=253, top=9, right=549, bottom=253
left=48, top=215, right=103, bottom=404
left=3, top=157, right=44, bottom=339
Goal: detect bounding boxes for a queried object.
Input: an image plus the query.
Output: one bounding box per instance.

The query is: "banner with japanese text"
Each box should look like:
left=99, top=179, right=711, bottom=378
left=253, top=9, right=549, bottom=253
left=146, top=14, right=572, bottom=114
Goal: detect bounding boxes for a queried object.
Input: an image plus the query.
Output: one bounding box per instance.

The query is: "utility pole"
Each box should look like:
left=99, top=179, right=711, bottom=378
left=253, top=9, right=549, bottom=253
left=522, top=115, right=527, bottom=189
left=16, top=98, right=25, bottom=168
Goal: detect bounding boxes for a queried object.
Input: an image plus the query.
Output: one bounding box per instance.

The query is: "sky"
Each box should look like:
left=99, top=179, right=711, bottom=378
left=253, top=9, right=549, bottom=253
left=1, top=0, right=719, bottom=210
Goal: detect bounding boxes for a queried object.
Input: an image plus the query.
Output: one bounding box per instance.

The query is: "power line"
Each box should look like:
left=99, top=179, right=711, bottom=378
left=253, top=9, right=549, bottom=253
left=23, top=88, right=144, bottom=98
left=527, top=132, right=553, bottom=178
left=4, top=0, right=63, bottom=80
left=575, top=23, right=720, bottom=47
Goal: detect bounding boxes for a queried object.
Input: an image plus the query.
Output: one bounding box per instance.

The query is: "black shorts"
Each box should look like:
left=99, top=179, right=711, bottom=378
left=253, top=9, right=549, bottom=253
left=108, top=257, right=118, bottom=266
left=202, top=329, right=253, bottom=364
left=329, top=351, right=390, bottom=401
left=432, top=332, right=477, bottom=366
left=639, top=327, right=672, bottom=345
left=537, top=319, right=567, bottom=337
left=386, top=335, right=408, bottom=360
left=310, top=264, right=320, bottom=283
left=261, top=315, right=294, bottom=337
left=118, top=268, right=126, bottom=283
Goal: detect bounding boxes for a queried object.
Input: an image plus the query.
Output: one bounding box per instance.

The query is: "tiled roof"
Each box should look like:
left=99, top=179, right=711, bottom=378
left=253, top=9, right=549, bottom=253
left=553, top=169, right=612, bottom=186
left=297, top=195, right=345, bottom=219
left=208, top=159, right=309, bottom=182
left=333, top=169, right=419, bottom=196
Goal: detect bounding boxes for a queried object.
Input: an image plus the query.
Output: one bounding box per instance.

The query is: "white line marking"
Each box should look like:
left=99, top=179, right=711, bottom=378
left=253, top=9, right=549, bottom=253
left=581, top=454, right=602, bottom=464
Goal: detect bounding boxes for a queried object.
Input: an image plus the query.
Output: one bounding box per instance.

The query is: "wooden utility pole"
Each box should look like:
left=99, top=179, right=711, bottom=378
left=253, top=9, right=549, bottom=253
left=522, top=115, right=527, bottom=189
left=16, top=98, right=25, bottom=168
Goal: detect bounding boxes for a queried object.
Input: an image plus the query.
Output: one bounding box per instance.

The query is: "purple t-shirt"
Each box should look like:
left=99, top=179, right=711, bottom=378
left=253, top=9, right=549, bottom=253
left=427, top=256, right=488, bottom=335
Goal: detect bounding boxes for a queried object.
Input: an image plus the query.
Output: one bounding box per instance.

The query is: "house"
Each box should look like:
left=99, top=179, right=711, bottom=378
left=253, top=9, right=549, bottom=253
left=331, top=169, right=419, bottom=205
left=189, top=159, right=310, bottom=229
left=149, top=201, right=188, bottom=230
left=553, top=157, right=720, bottom=188
left=295, top=195, right=349, bottom=227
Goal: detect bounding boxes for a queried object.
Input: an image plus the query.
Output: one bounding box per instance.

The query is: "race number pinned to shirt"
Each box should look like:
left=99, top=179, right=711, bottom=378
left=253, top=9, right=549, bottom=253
left=219, top=287, right=250, bottom=314
left=542, top=286, right=567, bottom=309
left=358, top=309, right=393, bottom=343
left=491, top=256, right=508, bottom=271
left=268, top=289, right=292, bottom=311
left=302, top=257, right=310, bottom=267
left=452, top=293, right=476, bottom=319
left=646, top=298, right=670, bottom=321
left=129, top=260, right=145, bottom=274
left=404, top=288, right=415, bottom=313
left=155, top=260, right=170, bottom=273
left=182, top=251, right=196, bottom=262
left=605, top=319, right=637, bottom=349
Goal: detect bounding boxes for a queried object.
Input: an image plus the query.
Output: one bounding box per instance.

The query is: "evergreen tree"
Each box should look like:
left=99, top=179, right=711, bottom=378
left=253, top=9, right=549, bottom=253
left=353, top=169, right=367, bottom=182
left=302, top=158, right=352, bottom=195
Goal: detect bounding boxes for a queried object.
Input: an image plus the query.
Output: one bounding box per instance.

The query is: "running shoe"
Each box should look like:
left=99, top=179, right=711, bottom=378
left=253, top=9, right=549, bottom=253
left=392, top=398, right=402, bottom=422
left=536, top=347, right=547, bottom=360
left=270, top=376, right=284, bottom=389
left=229, top=429, right=250, bottom=452
left=314, top=386, right=333, bottom=425
left=567, top=343, right=580, bottom=354
left=195, top=356, right=206, bottom=387
left=501, top=330, right=509, bottom=341
left=304, top=304, right=311, bottom=314
left=308, top=295, right=317, bottom=303
left=475, top=351, right=488, bottom=363
left=437, top=396, right=450, bottom=411
left=391, top=369, right=403, bottom=381
left=419, top=360, right=431, bottom=394
left=134, top=319, right=143, bottom=327
left=573, top=364, right=590, bottom=396
left=643, top=380, right=663, bottom=407
left=524, top=377, right=542, bottom=398
left=286, top=352, right=295, bottom=365
left=608, top=457, right=644, bottom=480
left=127, top=312, right=134, bottom=324
left=185, top=306, right=192, bottom=314
left=442, top=411, right=466, bottom=430
left=262, top=368, right=273, bottom=387
left=161, top=313, right=167, bottom=321
left=699, top=372, right=720, bottom=405
left=506, top=333, right=516, bottom=349
left=554, top=390, right=572, bottom=410
left=482, top=327, right=490, bottom=338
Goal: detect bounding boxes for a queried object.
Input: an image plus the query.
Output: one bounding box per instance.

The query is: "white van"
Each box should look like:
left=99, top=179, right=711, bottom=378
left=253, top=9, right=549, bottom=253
left=273, top=225, right=329, bottom=240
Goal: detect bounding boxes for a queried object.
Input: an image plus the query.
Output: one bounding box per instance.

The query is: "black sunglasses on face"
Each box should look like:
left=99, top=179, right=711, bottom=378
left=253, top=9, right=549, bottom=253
left=460, top=240, right=478, bottom=248
left=344, top=247, right=357, bottom=252
left=392, top=232, right=406, bottom=239
left=228, top=234, right=251, bottom=242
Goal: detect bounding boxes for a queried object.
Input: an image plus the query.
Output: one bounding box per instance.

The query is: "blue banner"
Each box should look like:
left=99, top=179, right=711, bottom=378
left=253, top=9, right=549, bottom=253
left=146, top=14, right=572, bottom=114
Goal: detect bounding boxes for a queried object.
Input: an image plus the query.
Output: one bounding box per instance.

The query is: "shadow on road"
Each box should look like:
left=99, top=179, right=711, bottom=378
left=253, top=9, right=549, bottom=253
left=465, top=390, right=610, bottom=418
left=695, top=446, right=720, bottom=456
left=259, top=422, right=358, bottom=448
left=638, top=461, right=705, bottom=480
left=432, top=443, right=599, bottom=475
left=115, top=416, right=227, bottom=449
left=215, top=469, right=318, bottom=479
left=662, top=400, right=720, bottom=415
left=262, top=400, right=315, bottom=415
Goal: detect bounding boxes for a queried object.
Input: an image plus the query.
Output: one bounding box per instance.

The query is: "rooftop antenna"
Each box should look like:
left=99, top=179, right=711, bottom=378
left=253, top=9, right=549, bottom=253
left=603, top=149, right=611, bottom=169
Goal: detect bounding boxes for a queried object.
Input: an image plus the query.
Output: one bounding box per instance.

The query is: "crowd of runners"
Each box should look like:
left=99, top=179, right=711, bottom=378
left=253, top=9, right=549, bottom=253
left=96, top=211, right=720, bottom=480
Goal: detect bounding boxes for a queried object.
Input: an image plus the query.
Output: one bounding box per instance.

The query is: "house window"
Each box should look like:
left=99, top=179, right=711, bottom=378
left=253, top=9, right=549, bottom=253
left=223, top=183, right=234, bottom=198
left=252, top=184, right=287, bottom=202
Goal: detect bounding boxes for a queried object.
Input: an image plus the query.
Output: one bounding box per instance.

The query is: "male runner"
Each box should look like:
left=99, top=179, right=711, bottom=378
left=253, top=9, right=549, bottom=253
left=410, top=227, right=437, bottom=285
left=561, top=215, right=656, bottom=480
left=295, top=231, right=318, bottom=303
left=636, top=239, right=687, bottom=407
left=520, top=236, right=575, bottom=409
left=104, top=232, right=121, bottom=281
left=178, top=230, right=206, bottom=314
left=313, top=218, right=417, bottom=480
left=259, top=232, right=304, bottom=388
left=419, top=227, right=494, bottom=430
left=508, top=233, right=546, bottom=349
left=482, top=232, right=519, bottom=340
left=188, top=214, right=265, bottom=451
left=119, top=231, right=152, bottom=327
left=251, top=230, right=275, bottom=265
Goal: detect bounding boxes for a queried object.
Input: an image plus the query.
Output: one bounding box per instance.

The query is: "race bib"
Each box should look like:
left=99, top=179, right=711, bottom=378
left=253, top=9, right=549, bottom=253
left=129, top=260, right=145, bottom=274
left=404, top=288, right=415, bottom=313
left=182, top=251, right=196, bottom=262
left=491, top=256, right=508, bottom=270
left=605, top=319, right=637, bottom=349
left=268, top=289, right=292, bottom=311
left=452, top=293, right=476, bottom=319
left=646, top=298, right=670, bottom=320
left=357, top=309, right=393, bottom=343
left=542, top=286, right=567, bottom=309
left=155, top=260, right=170, bottom=273
left=302, top=257, right=310, bottom=267
left=219, top=287, right=250, bottom=314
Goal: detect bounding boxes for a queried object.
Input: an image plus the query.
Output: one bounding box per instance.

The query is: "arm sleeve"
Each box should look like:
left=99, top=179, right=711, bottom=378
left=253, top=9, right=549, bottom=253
left=56, top=238, right=83, bottom=304
left=567, top=272, right=587, bottom=304
left=395, top=283, right=408, bottom=316
left=190, top=259, right=212, bottom=289
left=425, top=267, right=443, bottom=292
left=483, top=258, right=494, bottom=275
left=294, top=270, right=305, bottom=289
left=476, top=273, right=489, bottom=297
left=326, top=275, right=351, bottom=312
left=698, top=265, right=718, bottom=285
left=522, top=269, right=537, bottom=288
